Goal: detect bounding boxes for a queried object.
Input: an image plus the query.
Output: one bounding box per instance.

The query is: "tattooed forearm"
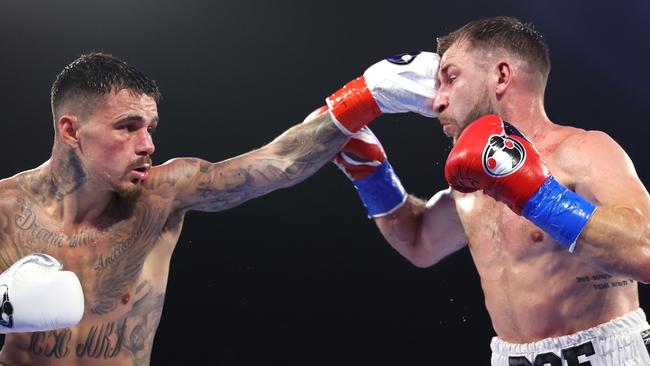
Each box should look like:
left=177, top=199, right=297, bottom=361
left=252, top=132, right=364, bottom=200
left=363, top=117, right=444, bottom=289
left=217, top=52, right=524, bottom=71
left=189, top=115, right=348, bottom=212
left=271, top=116, right=348, bottom=180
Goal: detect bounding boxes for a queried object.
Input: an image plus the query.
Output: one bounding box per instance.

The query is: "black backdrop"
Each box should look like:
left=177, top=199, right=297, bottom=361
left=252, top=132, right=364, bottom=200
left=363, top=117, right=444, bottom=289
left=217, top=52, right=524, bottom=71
left=1, top=0, right=649, bottom=364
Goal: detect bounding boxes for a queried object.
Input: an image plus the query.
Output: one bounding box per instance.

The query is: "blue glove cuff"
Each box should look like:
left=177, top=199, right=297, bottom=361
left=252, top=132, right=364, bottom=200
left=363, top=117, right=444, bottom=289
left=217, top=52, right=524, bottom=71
left=353, top=160, right=407, bottom=218
left=522, top=176, right=597, bottom=252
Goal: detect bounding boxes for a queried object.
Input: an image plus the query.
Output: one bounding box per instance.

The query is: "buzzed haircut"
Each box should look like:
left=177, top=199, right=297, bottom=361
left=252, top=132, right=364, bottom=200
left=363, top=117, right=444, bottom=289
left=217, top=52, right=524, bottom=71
left=437, top=16, right=550, bottom=78
left=50, top=52, right=161, bottom=119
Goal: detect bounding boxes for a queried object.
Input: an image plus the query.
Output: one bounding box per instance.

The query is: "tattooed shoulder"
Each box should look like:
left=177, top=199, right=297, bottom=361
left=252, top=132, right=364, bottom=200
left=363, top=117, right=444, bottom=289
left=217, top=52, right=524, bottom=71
left=144, top=158, right=203, bottom=192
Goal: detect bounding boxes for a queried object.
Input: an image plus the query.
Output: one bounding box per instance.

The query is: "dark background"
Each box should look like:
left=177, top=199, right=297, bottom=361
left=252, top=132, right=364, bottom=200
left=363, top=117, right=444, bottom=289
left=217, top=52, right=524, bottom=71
left=1, top=0, right=649, bottom=364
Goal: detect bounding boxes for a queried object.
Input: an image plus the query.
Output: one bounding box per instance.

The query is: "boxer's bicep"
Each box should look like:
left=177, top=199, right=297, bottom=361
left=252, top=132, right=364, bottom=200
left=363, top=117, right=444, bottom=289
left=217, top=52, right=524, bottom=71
left=416, top=188, right=468, bottom=266
left=562, top=131, right=650, bottom=277
left=148, top=153, right=288, bottom=213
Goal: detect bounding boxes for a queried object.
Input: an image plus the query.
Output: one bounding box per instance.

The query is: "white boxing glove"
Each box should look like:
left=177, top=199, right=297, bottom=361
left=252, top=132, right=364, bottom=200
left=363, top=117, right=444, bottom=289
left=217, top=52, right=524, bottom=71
left=0, top=253, right=84, bottom=333
left=325, top=51, right=440, bottom=135
left=363, top=51, right=439, bottom=117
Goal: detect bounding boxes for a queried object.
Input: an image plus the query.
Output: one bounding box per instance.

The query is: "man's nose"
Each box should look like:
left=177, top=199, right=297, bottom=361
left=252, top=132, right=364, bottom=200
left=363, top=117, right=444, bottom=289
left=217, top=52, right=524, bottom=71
left=433, top=90, right=448, bottom=115
left=136, top=129, right=155, bottom=156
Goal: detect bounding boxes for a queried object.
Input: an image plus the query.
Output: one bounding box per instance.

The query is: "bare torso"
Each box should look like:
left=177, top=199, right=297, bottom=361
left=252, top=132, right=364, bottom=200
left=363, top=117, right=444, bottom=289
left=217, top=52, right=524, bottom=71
left=0, top=169, right=185, bottom=365
left=454, top=124, right=639, bottom=343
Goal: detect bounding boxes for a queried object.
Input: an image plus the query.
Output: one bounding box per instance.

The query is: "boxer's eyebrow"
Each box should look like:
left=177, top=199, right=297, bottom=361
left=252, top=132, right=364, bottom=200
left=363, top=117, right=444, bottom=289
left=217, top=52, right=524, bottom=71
left=438, top=64, right=456, bottom=82
left=442, top=63, right=458, bottom=74
left=116, top=115, right=144, bottom=124
left=436, top=64, right=448, bottom=83
left=114, top=114, right=159, bottom=126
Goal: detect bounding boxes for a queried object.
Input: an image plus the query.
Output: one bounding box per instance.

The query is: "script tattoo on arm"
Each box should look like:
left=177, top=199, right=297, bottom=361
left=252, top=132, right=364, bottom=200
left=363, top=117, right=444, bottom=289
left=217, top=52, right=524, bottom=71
left=149, top=114, right=348, bottom=212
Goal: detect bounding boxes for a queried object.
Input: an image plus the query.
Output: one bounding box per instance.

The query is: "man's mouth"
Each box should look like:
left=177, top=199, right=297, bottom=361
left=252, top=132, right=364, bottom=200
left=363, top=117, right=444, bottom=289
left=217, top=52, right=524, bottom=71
left=439, top=119, right=457, bottom=137
left=129, top=163, right=151, bottom=182
left=131, top=163, right=151, bottom=172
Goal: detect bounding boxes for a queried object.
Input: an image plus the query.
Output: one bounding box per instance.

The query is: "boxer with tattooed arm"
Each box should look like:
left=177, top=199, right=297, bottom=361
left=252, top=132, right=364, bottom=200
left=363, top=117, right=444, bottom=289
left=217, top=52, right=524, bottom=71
left=0, top=51, right=436, bottom=365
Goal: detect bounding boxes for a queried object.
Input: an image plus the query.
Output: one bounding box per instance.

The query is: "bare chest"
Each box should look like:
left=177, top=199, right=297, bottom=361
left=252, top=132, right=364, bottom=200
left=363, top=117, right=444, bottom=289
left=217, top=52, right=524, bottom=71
left=454, top=145, right=572, bottom=267
left=1, top=196, right=182, bottom=315
left=456, top=193, right=555, bottom=263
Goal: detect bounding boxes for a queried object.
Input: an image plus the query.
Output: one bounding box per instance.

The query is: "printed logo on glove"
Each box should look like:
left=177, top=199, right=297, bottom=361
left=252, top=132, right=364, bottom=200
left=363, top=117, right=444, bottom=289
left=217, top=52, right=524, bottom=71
left=482, top=132, right=526, bottom=178
left=386, top=52, right=421, bottom=65
left=0, top=285, right=13, bottom=328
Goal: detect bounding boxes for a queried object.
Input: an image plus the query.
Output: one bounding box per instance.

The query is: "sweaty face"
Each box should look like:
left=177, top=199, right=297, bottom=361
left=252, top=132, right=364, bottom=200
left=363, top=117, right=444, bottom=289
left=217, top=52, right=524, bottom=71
left=434, top=41, right=497, bottom=143
left=75, top=89, right=157, bottom=198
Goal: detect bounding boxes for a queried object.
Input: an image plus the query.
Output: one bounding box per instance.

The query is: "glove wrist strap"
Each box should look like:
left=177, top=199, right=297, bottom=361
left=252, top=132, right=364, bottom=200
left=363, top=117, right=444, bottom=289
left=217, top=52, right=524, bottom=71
left=353, top=160, right=407, bottom=218
left=326, top=76, right=382, bottom=135
left=522, top=176, right=597, bottom=252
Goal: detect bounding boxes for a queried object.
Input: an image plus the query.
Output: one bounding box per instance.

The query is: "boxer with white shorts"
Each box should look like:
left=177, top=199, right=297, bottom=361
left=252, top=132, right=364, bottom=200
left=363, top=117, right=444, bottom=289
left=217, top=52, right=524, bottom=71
left=334, top=16, right=650, bottom=365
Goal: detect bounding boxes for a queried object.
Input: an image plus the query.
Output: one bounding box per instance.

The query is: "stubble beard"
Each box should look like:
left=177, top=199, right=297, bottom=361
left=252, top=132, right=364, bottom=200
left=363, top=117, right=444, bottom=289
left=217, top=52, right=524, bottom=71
left=113, top=181, right=143, bottom=200
left=113, top=155, right=151, bottom=200
left=449, top=85, right=497, bottom=144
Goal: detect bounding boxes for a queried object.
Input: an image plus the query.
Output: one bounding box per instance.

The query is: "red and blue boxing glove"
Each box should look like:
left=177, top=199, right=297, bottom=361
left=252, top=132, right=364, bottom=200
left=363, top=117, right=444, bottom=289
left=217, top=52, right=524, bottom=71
left=314, top=51, right=439, bottom=217
left=333, top=127, right=407, bottom=217
left=303, top=106, right=406, bottom=217
left=444, top=115, right=597, bottom=252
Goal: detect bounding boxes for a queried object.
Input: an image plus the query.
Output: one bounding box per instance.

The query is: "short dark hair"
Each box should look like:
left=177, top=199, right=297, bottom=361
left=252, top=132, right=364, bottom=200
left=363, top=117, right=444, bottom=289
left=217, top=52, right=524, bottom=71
left=51, top=52, right=161, bottom=119
left=437, top=16, right=550, bottom=78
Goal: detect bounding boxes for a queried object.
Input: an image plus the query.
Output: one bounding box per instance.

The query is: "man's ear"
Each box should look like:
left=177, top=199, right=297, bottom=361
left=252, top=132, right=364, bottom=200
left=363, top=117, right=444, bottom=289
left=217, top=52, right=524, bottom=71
left=494, top=61, right=512, bottom=99
left=58, top=115, right=81, bottom=148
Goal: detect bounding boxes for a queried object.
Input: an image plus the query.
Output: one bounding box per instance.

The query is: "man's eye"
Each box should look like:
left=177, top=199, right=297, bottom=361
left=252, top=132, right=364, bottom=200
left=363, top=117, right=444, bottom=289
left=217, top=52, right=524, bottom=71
left=147, top=127, right=156, bottom=135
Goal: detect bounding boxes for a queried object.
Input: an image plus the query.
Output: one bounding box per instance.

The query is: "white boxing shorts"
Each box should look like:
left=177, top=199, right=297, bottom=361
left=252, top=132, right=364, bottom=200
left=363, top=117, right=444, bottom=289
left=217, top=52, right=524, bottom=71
left=491, top=308, right=650, bottom=366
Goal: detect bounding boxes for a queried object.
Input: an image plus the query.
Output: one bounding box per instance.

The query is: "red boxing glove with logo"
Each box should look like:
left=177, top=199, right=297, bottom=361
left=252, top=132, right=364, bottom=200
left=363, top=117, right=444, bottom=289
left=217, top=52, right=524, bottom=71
left=444, top=114, right=550, bottom=213
left=444, top=114, right=597, bottom=251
